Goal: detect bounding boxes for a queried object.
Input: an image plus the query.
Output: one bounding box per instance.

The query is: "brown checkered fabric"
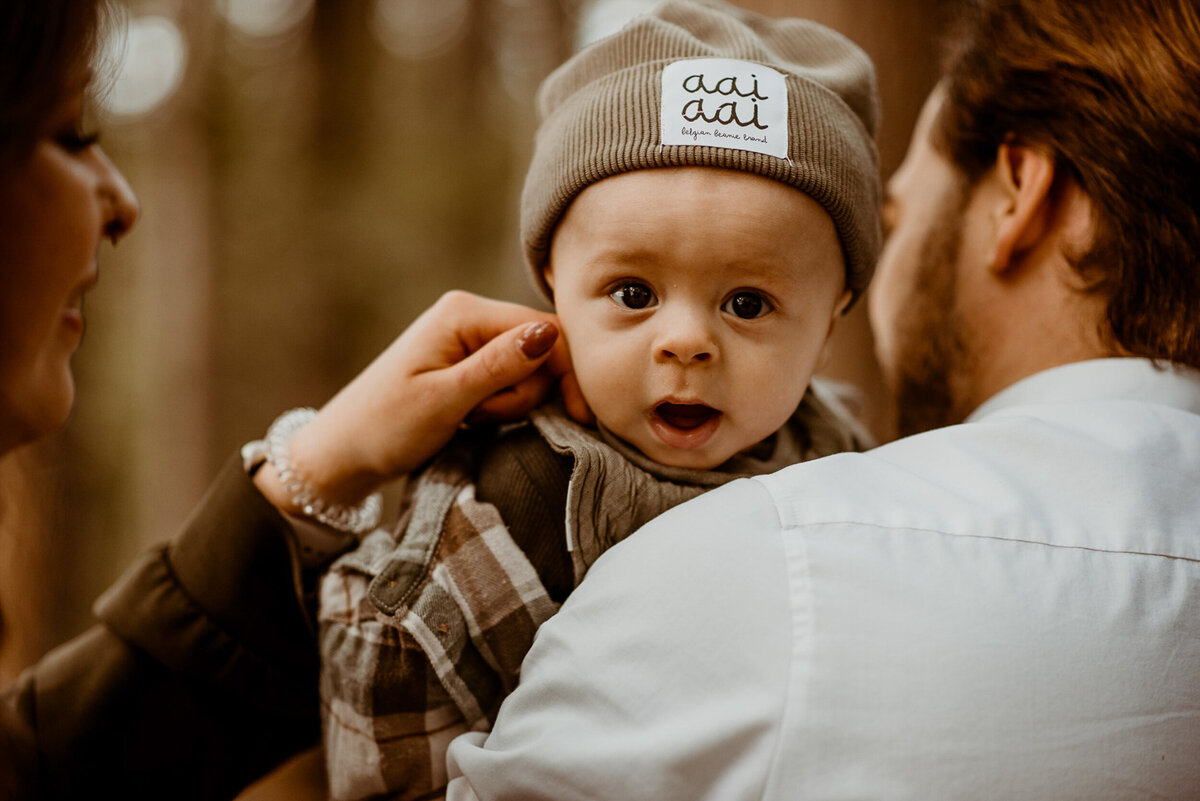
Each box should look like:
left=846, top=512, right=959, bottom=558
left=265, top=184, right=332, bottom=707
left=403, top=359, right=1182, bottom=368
left=319, top=438, right=557, bottom=800
left=318, top=387, right=871, bottom=800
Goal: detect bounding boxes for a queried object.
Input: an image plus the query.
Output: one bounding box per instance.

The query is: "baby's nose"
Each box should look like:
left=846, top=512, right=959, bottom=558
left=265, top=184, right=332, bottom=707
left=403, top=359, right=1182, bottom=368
left=658, top=343, right=712, bottom=363
left=654, top=310, right=717, bottom=365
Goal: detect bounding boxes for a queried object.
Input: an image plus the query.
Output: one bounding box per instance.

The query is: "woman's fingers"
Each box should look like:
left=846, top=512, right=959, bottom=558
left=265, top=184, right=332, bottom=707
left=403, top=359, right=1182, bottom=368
left=418, top=292, right=555, bottom=364
left=468, top=371, right=557, bottom=423
left=260, top=292, right=586, bottom=516
left=442, top=320, right=562, bottom=419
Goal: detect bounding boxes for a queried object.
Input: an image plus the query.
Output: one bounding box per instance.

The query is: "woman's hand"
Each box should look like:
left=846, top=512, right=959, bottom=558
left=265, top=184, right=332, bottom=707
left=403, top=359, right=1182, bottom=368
left=254, top=291, right=590, bottom=513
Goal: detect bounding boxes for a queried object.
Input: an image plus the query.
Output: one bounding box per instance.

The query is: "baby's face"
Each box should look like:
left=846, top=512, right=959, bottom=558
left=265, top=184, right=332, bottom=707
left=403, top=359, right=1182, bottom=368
left=546, top=167, right=849, bottom=470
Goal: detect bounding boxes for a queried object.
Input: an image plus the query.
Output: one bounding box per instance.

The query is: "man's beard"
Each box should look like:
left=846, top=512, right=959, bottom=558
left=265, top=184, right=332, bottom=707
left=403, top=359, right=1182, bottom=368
left=889, top=202, right=975, bottom=439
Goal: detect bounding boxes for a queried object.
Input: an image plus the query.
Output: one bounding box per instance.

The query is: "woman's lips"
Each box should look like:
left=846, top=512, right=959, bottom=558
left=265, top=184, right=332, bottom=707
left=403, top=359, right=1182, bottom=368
left=63, top=273, right=95, bottom=338
left=649, top=402, right=722, bottom=450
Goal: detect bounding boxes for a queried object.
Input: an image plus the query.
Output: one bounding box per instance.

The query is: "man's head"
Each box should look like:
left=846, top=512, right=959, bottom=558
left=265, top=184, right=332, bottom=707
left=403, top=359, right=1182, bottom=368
left=871, top=0, right=1200, bottom=437
left=518, top=0, right=881, bottom=467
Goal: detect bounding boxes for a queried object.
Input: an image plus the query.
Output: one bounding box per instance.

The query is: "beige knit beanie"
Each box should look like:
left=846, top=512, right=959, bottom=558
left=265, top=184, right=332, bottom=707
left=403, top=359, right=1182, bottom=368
left=521, top=0, right=881, bottom=305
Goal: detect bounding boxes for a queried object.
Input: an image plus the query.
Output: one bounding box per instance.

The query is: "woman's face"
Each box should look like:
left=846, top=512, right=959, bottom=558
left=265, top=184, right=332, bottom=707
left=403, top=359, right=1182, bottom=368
left=0, top=86, right=138, bottom=451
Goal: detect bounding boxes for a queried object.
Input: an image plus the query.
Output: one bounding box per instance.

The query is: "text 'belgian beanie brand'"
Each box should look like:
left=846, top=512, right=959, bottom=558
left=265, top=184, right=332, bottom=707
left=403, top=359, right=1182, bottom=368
left=520, top=0, right=882, bottom=305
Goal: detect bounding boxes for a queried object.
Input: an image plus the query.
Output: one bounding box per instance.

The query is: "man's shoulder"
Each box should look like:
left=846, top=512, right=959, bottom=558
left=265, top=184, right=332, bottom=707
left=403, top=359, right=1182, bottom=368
left=750, top=422, right=978, bottom=526
left=749, top=413, right=1065, bottom=543
left=750, top=398, right=1200, bottom=562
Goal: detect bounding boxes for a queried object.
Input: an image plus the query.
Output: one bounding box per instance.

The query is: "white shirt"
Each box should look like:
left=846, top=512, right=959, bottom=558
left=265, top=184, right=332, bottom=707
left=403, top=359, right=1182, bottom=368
left=446, top=358, right=1200, bottom=799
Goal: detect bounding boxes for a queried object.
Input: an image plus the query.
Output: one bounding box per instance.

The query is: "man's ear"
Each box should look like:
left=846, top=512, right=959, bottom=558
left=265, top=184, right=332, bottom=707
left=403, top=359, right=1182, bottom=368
left=989, top=142, right=1056, bottom=275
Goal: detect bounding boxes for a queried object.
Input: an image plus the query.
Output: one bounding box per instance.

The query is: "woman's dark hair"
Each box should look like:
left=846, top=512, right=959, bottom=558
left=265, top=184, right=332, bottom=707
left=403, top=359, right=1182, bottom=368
left=936, top=0, right=1200, bottom=369
left=0, top=0, right=104, bottom=160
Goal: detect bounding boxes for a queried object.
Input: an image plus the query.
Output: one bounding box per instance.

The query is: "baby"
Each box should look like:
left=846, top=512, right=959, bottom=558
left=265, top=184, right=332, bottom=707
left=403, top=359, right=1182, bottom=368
left=318, top=1, right=880, bottom=798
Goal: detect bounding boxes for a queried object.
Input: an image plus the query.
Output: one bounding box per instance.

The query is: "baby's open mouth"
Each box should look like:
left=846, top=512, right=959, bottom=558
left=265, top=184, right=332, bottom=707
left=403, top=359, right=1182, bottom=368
left=654, top=402, right=721, bottom=430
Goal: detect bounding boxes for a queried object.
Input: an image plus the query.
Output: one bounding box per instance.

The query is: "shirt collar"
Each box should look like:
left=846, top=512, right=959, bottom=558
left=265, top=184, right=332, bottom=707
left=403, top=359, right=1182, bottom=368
left=966, top=357, right=1200, bottom=423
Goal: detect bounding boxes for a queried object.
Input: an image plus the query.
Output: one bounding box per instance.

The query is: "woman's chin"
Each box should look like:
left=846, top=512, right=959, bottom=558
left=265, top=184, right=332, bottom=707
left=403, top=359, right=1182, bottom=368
left=0, top=357, right=76, bottom=452
left=18, top=375, right=75, bottom=447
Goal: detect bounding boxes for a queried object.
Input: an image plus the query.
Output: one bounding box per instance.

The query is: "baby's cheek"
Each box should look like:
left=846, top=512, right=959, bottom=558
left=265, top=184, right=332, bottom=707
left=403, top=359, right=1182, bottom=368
left=573, top=367, right=622, bottom=423
left=743, top=366, right=810, bottom=431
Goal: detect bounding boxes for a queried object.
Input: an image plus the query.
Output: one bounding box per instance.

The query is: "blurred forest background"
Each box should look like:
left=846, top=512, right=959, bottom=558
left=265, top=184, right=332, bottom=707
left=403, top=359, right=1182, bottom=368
left=1, top=0, right=949, bottom=795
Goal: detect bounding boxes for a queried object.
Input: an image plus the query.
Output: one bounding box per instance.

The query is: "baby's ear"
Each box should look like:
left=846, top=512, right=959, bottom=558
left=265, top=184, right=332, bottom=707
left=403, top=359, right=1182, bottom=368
left=542, top=264, right=557, bottom=298
left=818, top=288, right=853, bottom=368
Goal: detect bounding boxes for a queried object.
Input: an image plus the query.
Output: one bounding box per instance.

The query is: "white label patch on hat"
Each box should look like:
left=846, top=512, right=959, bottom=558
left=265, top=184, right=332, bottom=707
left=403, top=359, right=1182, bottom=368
left=660, top=58, right=788, bottom=159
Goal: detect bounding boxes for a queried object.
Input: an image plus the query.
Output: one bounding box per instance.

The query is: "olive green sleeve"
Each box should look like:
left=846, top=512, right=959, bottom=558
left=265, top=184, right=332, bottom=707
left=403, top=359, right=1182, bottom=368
left=0, top=452, right=326, bottom=800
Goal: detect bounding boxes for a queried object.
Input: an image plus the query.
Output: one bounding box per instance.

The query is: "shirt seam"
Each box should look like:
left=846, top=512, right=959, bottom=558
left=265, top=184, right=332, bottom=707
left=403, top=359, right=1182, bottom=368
left=752, top=478, right=808, bottom=801
left=784, top=518, right=1200, bottom=564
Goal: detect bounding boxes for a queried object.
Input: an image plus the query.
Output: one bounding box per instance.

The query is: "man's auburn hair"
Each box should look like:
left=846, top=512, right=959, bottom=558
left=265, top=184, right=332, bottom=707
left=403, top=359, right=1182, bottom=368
left=936, top=0, right=1200, bottom=369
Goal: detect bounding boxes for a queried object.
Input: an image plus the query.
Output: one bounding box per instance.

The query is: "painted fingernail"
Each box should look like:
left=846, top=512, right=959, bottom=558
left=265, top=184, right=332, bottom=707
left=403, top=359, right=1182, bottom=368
left=517, top=322, right=556, bottom=358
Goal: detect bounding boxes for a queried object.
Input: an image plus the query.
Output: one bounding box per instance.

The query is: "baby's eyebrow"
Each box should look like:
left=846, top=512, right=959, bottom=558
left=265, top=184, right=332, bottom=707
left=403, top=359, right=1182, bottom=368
left=710, top=266, right=799, bottom=295
left=582, top=251, right=666, bottom=279
left=589, top=248, right=661, bottom=265
left=586, top=251, right=805, bottom=287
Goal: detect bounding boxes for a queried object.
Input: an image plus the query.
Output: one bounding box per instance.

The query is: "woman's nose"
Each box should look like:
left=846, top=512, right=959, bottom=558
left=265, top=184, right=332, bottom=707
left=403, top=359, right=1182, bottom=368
left=653, top=306, right=716, bottom=365
left=96, top=147, right=139, bottom=244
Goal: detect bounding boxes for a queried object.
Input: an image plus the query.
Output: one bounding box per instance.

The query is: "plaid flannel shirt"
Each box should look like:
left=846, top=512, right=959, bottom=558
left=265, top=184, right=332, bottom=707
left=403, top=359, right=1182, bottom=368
left=319, top=387, right=872, bottom=800
left=320, top=436, right=557, bottom=800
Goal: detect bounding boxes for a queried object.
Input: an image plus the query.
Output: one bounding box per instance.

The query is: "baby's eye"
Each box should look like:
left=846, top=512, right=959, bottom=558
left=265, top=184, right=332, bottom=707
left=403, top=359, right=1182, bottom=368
left=609, top=282, right=657, bottom=310
left=723, top=291, right=772, bottom=320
